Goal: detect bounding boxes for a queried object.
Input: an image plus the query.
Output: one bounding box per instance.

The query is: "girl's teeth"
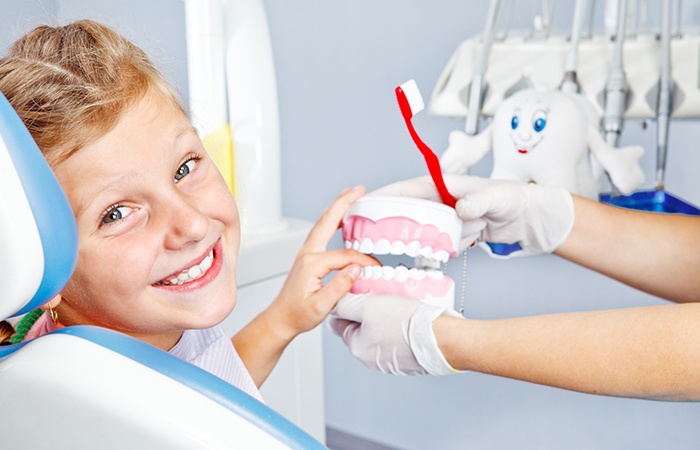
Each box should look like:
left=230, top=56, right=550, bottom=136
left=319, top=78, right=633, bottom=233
left=187, top=265, right=202, bottom=279
left=160, top=251, right=213, bottom=285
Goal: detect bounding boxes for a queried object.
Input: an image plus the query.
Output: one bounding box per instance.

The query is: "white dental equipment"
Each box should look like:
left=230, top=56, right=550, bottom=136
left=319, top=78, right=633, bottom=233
left=431, top=0, right=700, bottom=220
left=465, top=0, right=505, bottom=136
left=185, top=0, right=284, bottom=236
left=600, top=0, right=700, bottom=214
left=560, top=0, right=588, bottom=93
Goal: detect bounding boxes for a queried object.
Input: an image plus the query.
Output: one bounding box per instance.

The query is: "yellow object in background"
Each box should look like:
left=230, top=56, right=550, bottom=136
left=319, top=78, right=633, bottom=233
left=202, top=124, right=235, bottom=195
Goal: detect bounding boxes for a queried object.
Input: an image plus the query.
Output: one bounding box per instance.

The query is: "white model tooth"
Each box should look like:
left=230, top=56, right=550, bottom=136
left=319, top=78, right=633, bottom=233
left=405, top=241, right=421, bottom=257
left=381, top=266, right=394, bottom=280
left=374, top=238, right=392, bottom=255
left=394, top=265, right=409, bottom=282
left=426, top=270, right=445, bottom=280
left=419, top=246, right=434, bottom=259
left=169, top=278, right=179, bottom=285
left=362, top=266, right=374, bottom=279
left=352, top=240, right=360, bottom=251
left=390, top=241, right=406, bottom=255
left=409, top=268, right=427, bottom=280
left=371, top=266, right=383, bottom=279
left=359, top=238, right=374, bottom=254
left=177, top=272, right=190, bottom=282
left=344, top=240, right=352, bottom=249
left=434, top=250, right=450, bottom=263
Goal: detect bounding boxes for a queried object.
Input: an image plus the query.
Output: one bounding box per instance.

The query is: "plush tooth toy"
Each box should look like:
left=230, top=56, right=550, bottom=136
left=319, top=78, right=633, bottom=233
left=440, top=88, right=645, bottom=200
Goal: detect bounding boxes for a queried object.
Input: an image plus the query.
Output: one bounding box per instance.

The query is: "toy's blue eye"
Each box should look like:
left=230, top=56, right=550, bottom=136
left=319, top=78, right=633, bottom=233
left=533, top=117, right=546, bottom=132
left=532, top=110, right=547, bottom=133
left=511, top=115, right=519, bottom=130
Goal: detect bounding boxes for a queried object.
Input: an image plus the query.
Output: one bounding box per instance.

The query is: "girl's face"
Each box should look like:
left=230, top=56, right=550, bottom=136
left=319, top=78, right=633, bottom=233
left=53, top=92, right=240, bottom=350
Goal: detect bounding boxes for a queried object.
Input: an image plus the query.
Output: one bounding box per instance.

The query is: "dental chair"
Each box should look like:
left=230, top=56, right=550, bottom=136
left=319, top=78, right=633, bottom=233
left=0, top=91, right=326, bottom=449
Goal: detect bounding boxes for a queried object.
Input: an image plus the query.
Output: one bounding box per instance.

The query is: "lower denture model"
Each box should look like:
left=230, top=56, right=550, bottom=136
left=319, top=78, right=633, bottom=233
left=342, top=195, right=463, bottom=310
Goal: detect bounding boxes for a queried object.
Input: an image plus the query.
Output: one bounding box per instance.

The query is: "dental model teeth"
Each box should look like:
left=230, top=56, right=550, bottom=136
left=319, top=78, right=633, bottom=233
left=346, top=239, right=449, bottom=263
left=359, top=265, right=444, bottom=281
left=342, top=195, right=463, bottom=309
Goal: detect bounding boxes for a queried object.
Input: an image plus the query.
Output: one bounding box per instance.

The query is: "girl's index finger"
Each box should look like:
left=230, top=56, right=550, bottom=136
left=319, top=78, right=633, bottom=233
left=302, top=185, right=365, bottom=252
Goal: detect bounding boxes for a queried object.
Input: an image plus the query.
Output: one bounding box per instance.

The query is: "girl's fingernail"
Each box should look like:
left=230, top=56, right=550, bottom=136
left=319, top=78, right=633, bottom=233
left=344, top=264, right=361, bottom=280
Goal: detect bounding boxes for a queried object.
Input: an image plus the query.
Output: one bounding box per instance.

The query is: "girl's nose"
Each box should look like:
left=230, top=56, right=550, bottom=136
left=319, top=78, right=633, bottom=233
left=162, top=196, right=209, bottom=250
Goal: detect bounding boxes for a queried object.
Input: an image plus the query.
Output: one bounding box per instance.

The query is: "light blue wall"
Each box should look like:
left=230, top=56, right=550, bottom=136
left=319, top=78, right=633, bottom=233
left=267, top=2, right=700, bottom=449
left=2, top=1, right=700, bottom=448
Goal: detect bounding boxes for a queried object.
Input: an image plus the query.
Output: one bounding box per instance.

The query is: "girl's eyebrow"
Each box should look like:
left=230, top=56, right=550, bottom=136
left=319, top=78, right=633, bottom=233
left=175, top=125, right=200, bottom=141
left=74, top=174, right=135, bottom=219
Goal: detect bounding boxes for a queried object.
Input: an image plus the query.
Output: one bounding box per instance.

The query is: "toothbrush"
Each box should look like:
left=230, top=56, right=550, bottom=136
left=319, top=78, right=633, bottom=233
left=395, top=79, right=456, bottom=208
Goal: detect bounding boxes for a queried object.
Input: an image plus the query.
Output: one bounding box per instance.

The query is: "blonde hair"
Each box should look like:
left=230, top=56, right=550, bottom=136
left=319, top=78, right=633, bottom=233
left=0, top=19, right=182, bottom=166
left=0, top=321, right=15, bottom=345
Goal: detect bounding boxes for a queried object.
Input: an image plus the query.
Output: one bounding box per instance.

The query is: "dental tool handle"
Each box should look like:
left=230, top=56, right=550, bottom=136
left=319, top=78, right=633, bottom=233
left=561, top=0, right=588, bottom=93
left=656, top=0, right=674, bottom=190
left=466, top=0, right=504, bottom=135
left=395, top=86, right=456, bottom=208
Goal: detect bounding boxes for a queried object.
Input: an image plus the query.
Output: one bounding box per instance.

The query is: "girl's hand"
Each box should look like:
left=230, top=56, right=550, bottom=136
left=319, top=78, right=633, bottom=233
left=268, top=185, right=377, bottom=341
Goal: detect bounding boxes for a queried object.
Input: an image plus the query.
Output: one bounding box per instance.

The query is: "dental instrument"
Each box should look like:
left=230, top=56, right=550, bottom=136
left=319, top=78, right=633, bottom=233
left=599, top=0, right=632, bottom=197
left=396, top=79, right=456, bottom=208
left=601, top=0, right=630, bottom=150
left=600, top=0, right=700, bottom=215
left=560, top=0, right=588, bottom=93
left=465, top=0, right=504, bottom=136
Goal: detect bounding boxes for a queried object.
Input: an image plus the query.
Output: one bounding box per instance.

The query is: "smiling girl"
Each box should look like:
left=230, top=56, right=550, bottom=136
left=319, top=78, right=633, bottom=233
left=0, top=20, right=374, bottom=399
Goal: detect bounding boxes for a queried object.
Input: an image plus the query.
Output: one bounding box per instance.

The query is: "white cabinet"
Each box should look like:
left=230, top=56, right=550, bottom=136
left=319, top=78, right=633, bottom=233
left=219, top=218, right=326, bottom=444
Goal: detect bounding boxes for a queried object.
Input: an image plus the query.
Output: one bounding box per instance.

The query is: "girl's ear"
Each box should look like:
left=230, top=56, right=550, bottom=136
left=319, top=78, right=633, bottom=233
left=39, top=294, right=63, bottom=311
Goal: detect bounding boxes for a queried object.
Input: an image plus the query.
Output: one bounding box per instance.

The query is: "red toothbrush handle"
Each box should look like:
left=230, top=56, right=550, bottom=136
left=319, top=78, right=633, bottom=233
left=395, top=86, right=457, bottom=208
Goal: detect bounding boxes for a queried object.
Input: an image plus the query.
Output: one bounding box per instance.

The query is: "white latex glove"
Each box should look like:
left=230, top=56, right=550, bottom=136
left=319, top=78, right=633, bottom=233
left=328, top=294, right=462, bottom=376
left=372, top=174, right=574, bottom=255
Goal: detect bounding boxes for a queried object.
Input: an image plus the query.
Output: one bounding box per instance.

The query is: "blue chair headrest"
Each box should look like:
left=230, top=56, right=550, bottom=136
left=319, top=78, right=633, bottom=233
left=0, top=91, right=78, bottom=320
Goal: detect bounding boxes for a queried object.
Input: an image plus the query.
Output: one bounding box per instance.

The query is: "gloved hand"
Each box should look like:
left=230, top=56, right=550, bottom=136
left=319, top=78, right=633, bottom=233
left=328, top=294, right=462, bottom=376
left=371, top=174, right=574, bottom=255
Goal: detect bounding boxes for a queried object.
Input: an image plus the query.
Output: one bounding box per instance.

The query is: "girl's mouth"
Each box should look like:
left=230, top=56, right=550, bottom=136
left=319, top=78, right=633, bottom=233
left=155, top=249, right=214, bottom=286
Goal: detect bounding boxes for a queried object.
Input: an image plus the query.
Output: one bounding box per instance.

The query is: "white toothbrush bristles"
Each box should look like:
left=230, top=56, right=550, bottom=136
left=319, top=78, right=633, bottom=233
left=401, top=79, right=425, bottom=116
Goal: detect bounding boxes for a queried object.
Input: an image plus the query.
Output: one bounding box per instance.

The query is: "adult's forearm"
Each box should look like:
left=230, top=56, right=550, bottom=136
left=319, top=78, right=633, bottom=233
left=555, top=196, right=700, bottom=303
left=435, top=303, right=700, bottom=400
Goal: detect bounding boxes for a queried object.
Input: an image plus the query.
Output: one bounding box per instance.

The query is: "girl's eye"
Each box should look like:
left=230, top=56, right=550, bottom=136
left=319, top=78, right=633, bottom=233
left=532, top=111, right=547, bottom=133
left=175, top=158, right=198, bottom=182
left=102, top=205, right=133, bottom=225
left=510, top=115, right=519, bottom=130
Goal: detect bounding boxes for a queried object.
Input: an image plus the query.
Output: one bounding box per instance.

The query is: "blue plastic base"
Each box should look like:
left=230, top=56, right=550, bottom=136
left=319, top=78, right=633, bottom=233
left=485, top=242, right=523, bottom=256
left=600, top=190, right=700, bottom=215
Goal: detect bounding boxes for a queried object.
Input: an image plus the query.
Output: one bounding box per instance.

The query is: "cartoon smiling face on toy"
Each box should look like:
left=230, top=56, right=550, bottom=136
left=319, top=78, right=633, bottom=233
left=509, top=103, right=548, bottom=154
left=490, top=88, right=594, bottom=196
